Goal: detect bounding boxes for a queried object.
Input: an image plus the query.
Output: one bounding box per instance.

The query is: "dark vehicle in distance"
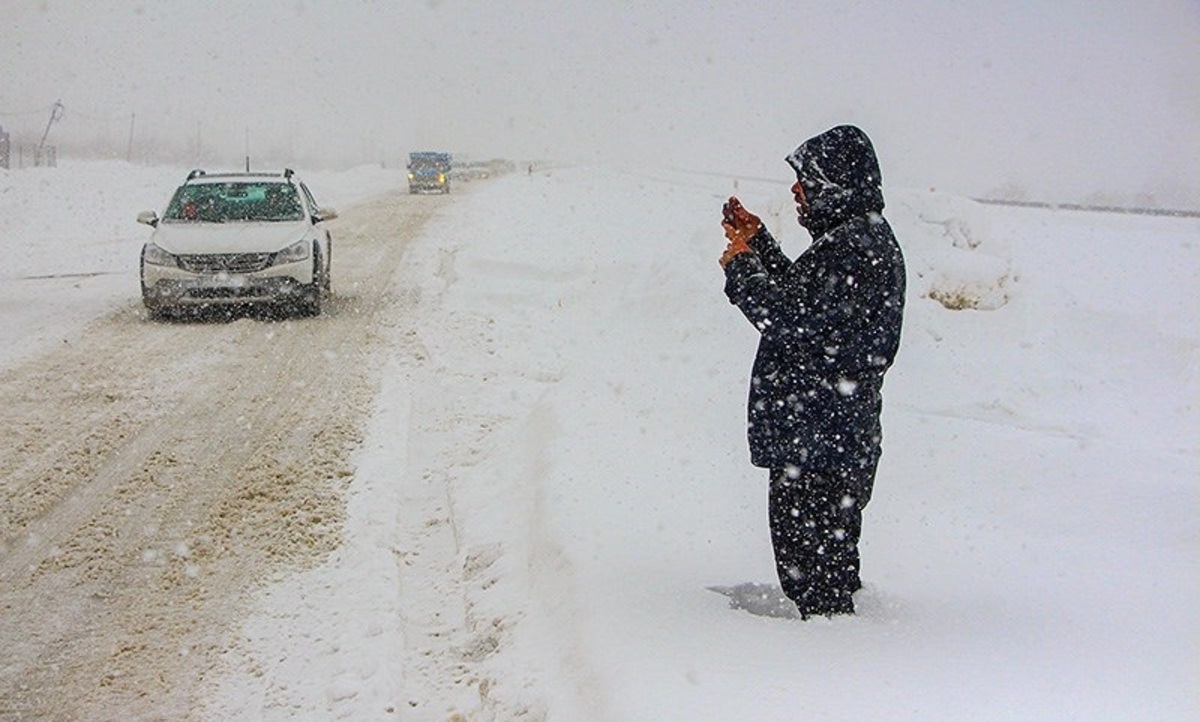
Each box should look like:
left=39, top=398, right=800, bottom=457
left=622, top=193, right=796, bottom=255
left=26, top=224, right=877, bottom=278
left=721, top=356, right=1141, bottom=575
left=408, top=151, right=452, bottom=194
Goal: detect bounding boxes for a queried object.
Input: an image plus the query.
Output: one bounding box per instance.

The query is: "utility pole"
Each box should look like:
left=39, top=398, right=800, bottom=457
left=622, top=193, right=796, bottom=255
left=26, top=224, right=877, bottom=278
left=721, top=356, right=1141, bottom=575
left=38, top=100, right=65, bottom=150
left=126, top=113, right=136, bottom=162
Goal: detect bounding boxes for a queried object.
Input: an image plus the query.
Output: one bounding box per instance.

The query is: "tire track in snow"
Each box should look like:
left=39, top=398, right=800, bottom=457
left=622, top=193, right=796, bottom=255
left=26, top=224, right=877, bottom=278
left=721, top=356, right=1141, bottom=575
left=375, top=227, right=610, bottom=721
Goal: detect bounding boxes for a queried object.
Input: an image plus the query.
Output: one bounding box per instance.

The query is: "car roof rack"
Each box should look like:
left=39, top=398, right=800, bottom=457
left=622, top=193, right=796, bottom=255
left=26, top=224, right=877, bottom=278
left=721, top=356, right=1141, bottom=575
left=183, top=169, right=298, bottom=183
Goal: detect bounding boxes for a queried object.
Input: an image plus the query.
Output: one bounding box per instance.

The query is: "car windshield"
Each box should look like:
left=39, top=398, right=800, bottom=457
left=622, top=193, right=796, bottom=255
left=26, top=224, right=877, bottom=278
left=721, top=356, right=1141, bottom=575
left=163, top=182, right=304, bottom=223
left=409, top=154, right=449, bottom=170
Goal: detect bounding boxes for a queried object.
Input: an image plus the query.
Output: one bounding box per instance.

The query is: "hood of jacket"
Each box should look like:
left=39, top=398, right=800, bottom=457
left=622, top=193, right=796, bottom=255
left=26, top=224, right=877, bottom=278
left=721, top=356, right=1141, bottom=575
left=786, top=125, right=885, bottom=237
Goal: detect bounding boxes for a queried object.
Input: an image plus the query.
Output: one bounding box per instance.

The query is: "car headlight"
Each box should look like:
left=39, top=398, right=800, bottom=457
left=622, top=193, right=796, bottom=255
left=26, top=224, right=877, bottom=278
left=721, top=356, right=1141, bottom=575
left=142, top=243, right=177, bottom=267
left=275, top=240, right=311, bottom=264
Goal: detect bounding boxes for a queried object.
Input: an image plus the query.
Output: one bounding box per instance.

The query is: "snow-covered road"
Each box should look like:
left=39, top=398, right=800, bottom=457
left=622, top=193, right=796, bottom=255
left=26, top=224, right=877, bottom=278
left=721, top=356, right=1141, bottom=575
left=0, top=187, right=437, bottom=719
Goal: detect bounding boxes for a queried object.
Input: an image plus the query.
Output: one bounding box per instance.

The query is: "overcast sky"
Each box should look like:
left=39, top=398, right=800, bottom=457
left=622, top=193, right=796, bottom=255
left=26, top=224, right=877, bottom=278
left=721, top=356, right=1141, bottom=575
left=3, top=0, right=1198, bottom=207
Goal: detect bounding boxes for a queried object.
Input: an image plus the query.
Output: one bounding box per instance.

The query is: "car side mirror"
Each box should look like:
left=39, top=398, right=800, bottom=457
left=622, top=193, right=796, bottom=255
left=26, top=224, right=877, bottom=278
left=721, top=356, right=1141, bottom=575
left=313, top=208, right=338, bottom=223
left=137, top=210, right=159, bottom=227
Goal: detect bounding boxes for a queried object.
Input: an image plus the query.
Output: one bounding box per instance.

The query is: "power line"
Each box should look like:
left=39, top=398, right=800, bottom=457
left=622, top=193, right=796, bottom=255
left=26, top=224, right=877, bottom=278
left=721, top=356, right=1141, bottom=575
left=1, top=104, right=124, bottom=122
left=0, top=105, right=55, bottom=117
left=63, top=106, right=127, bottom=122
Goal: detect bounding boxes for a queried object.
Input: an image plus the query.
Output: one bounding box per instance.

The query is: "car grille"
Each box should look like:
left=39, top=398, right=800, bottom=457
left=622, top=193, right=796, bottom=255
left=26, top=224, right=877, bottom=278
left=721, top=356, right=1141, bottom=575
left=177, top=253, right=273, bottom=274
left=186, top=287, right=264, bottom=299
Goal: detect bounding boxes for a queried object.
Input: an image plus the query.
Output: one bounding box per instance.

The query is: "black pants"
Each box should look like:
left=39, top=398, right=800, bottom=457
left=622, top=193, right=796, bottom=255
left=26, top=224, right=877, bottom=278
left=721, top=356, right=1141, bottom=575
left=768, top=468, right=867, bottom=618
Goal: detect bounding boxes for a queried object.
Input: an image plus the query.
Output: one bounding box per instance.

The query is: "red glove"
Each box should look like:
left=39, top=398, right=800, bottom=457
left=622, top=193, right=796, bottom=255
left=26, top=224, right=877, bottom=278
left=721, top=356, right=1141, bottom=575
left=720, top=196, right=762, bottom=268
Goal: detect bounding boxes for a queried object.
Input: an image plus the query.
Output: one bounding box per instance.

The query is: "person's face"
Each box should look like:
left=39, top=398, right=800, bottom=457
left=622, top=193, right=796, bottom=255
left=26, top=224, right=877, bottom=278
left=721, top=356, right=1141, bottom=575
left=791, top=179, right=810, bottom=225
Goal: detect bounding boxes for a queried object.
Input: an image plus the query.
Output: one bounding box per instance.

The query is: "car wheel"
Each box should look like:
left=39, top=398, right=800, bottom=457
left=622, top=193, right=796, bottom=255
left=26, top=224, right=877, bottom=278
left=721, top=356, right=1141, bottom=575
left=297, top=246, right=323, bottom=317
left=323, top=241, right=332, bottom=293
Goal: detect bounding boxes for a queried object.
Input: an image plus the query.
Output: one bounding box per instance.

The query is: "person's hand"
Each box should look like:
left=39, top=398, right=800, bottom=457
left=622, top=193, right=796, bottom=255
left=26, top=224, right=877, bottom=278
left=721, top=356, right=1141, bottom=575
left=720, top=233, right=751, bottom=268
left=720, top=196, right=762, bottom=268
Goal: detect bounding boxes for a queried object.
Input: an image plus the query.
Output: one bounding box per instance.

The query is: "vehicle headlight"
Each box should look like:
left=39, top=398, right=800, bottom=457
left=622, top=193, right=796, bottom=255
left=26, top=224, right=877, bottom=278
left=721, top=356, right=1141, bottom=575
left=275, top=240, right=311, bottom=264
left=142, top=243, right=177, bottom=267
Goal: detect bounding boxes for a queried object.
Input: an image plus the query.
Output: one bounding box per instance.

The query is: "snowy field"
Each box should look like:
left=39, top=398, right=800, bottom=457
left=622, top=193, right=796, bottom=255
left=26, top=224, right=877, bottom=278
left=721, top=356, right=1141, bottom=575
left=1, top=159, right=1196, bottom=720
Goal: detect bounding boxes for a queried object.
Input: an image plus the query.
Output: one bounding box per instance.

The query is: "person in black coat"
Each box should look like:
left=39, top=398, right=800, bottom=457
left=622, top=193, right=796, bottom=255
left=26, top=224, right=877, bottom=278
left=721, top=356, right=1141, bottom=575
left=720, top=125, right=905, bottom=618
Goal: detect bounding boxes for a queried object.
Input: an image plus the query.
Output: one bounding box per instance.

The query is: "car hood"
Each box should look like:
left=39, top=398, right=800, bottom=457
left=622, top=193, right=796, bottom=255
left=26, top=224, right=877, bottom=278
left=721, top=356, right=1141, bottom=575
left=151, top=221, right=311, bottom=255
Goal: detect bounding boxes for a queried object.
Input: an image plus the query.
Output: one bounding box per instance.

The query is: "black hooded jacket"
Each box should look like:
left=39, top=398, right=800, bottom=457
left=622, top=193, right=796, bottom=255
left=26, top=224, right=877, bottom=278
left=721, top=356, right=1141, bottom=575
left=724, top=126, right=905, bottom=484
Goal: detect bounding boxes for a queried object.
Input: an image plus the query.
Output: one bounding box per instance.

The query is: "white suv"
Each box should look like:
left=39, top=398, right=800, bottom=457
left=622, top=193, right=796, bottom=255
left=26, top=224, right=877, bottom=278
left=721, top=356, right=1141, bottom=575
left=137, top=169, right=337, bottom=318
